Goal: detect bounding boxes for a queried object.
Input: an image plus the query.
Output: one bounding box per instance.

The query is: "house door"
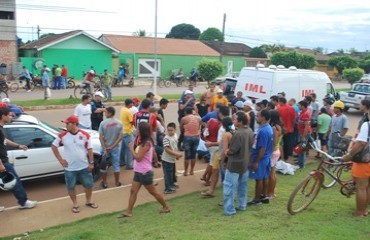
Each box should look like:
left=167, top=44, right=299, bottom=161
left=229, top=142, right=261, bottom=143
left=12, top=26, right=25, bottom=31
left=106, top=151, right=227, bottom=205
left=138, top=59, right=161, bottom=77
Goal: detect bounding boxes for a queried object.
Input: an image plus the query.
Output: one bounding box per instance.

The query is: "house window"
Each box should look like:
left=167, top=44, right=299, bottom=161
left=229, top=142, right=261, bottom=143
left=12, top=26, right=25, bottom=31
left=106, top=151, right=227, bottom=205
left=0, top=11, right=15, bottom=20
left=138, top=59, right=161, bottom=77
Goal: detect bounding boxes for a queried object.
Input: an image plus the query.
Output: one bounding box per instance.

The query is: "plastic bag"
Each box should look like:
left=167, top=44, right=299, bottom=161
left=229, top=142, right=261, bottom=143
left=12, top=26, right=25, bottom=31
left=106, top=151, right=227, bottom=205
left=276, top=160, right=299, bottom=175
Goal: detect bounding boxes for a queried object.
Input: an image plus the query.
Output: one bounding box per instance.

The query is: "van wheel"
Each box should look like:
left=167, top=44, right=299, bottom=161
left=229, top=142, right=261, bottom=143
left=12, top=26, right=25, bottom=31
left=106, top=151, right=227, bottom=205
left=343, top=106, right=349, bottom=112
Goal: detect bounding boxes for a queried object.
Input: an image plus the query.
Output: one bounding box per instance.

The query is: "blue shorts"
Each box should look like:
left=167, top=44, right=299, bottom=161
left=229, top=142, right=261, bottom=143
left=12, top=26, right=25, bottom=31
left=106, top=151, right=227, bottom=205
left=183, top=136, right=200, bottom=160
left=64, top=168, right=94, bottom=191
left=249, top=158, right=271, bottom=180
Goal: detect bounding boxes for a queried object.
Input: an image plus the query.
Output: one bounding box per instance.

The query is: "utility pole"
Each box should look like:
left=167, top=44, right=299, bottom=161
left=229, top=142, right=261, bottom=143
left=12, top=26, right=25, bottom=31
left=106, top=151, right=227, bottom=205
left=153, top=0, right=158, bottom=96
left=37, top=25, right=41, bottom=39
left=220, top=13, right=226, bottom=62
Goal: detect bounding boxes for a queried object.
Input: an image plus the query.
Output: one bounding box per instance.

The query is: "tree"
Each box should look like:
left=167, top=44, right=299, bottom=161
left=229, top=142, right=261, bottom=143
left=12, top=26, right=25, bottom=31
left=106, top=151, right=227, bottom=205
left=39, top=33, right=55, bottom=39
left=313, top=47, right=324, bottom=54
left=359, top=59, right=370, bottom=73
left=166, top=23, right=200, bottom=40
left=328, top=56, right=358, bottom=75
left=197, top=58, right=223, bottom=82
left=348, top=48, right=359, bottom=54
left=260, top=44, right=285, bottom=54
left=336, top=49, right=345, bottom=54
left=270, top=51, right=316, bottom=69
left=133, top=29, right=148, bottom=37
left=343, top=68, right=364, bottom=86
left=199, top=27, right=223, bottom=41
left=249, top=47, right=267, bottom=58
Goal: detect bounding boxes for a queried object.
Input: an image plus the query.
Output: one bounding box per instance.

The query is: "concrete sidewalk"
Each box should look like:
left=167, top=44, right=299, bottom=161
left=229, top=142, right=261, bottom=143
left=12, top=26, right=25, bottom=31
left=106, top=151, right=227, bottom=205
left=0, top=169, right=209, bottom=238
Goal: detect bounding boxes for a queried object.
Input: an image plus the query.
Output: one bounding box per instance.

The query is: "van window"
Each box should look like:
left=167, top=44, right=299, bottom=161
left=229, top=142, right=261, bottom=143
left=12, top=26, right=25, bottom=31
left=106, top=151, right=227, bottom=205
left=326, top=83, right=336, bottom=95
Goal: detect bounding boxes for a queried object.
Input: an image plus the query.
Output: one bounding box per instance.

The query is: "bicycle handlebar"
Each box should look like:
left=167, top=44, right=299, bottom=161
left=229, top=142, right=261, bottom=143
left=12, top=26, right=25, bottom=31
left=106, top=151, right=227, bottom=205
left=307, top=136, right=342, bottom=162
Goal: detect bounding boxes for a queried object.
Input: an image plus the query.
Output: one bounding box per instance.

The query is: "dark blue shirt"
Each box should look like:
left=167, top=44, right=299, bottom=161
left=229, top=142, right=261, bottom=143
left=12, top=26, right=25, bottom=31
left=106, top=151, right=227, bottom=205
left=201, top=110, right=218, bottom=123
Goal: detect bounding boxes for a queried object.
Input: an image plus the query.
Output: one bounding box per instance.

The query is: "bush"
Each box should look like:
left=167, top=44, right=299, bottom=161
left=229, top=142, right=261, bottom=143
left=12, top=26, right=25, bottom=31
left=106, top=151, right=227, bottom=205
left=197, top=59, right=223, bottom=82
left=270, top=51, right=316, bottom=69
left=343, top=68, right=364, bottom=86
left=249, top=47, right=267, bottom=58
left=328, top=56, right=358, bottom=75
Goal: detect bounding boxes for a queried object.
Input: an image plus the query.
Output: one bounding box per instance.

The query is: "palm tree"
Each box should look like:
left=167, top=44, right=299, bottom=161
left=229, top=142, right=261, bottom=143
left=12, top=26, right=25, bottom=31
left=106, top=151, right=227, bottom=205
left=133, top=29, right=148, bottom=37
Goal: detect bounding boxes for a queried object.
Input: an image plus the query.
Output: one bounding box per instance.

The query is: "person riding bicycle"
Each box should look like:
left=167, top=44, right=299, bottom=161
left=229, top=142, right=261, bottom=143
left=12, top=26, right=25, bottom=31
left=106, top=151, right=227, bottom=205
left=117, top=65, right=125, bottom=84
left=19, top=66, right=32, bottom=92
left=83, top=70, right=98, bottom=95
left=174, top=68, right=184, bottom=84
left=189, top=67, right=199, bottom=85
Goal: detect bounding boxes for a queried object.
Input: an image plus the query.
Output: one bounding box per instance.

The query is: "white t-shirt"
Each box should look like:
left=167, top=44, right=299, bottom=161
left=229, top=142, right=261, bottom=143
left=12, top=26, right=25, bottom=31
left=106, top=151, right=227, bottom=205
left=52, top=130, right=93, bottom=171
left=356, top=122, right=370, bottom=142
left=74, top=103, right=92, bottom=128
left=130, top=106, right=139, bottom=115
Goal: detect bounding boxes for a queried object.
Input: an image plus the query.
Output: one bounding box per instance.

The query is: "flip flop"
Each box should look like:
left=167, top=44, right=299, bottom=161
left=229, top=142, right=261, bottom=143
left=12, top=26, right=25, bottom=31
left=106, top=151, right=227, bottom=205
left=72, top=206, right=80, bottom=213
left=159, top=208, right=171, bottom=214
left=117, top=213, right=132, bottom=218
left=201, top=192, right=215, bottom=198
left=85, top=203, right=98, bottom=209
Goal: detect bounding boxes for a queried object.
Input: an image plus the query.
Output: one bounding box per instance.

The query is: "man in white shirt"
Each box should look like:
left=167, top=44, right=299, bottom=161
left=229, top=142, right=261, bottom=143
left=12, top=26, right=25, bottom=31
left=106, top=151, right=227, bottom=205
left=74, top=94, right=92, bottom=129
left=51, top=115, right=98, bottom=213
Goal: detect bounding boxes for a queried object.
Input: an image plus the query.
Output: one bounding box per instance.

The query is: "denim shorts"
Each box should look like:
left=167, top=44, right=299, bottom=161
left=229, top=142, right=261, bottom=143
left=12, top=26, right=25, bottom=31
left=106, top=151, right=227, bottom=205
left=64, top=168, right=94, bottom=191
left=183, top=136, right=200, bottom=160
left=133, top=171, right=154, bottom=185
left=100, top=147, right=120, bottom=173
left=249, top=158, right=271, bottom=180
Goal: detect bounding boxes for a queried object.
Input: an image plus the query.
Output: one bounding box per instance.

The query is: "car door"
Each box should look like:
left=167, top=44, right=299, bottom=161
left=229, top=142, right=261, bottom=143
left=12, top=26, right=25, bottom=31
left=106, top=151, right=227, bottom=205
left=5, top=126, right=64, bottom=179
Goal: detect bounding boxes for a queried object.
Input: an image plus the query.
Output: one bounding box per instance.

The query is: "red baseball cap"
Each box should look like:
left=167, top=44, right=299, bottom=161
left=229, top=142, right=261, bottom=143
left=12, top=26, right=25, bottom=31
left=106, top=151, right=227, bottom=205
left=132, top=97, right=141, bottom=103
left=62, top=115, right=79, bottom=124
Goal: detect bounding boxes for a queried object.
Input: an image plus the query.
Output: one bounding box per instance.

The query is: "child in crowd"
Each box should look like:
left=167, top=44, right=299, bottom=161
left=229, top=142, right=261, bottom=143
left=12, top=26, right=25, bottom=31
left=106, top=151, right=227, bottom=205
left=162, top=122, right=183, bottom=194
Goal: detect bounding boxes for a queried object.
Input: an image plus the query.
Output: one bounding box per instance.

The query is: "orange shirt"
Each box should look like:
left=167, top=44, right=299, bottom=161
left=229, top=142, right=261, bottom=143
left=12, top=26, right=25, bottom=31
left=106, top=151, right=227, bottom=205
left=211, top=95, right=228, bottom=111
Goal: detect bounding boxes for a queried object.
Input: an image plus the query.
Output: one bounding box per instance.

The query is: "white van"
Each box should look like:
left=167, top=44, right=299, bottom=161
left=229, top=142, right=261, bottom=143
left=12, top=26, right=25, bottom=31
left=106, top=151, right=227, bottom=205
left=235, top=65, right=338, bottom=102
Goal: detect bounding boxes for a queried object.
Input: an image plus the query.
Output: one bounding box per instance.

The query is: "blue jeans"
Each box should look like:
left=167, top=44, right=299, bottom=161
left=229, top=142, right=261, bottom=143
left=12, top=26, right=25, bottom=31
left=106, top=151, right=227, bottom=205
left=54, top=76, right=62, bottom=90
left=219, top=159, right=225, bottom=183
left=103, top=84, right=112, bottom=100
left=162, top=161, right=175, bottom=191
left=4, top=162, right=28, bottom=206
left=223, top=170, right=249, bottom=216
left=298, top=134, right=309, bottom=168
left=120, top=134, right=133, bottom=168
left=183, top=136, right=200, bottom=160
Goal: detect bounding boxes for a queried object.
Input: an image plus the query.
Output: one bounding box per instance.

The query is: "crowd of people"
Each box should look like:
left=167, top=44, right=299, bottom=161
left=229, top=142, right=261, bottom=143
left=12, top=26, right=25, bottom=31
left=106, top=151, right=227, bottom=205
left=1, top=83, right=369, bottom=218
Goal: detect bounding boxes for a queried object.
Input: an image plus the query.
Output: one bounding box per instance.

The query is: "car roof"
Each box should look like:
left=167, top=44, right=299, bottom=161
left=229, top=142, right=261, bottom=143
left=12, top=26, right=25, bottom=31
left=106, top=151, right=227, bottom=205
left=10, top=114, right=39, bottom=125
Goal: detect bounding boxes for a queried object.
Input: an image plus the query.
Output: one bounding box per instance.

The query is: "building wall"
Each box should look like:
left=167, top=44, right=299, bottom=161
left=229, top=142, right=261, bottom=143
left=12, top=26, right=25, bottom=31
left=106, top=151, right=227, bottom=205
left=119, top=53, right=244, bottom=79
left=0, top=0, right=17, bottom=76
left=20, top=35, right=114, bottom=78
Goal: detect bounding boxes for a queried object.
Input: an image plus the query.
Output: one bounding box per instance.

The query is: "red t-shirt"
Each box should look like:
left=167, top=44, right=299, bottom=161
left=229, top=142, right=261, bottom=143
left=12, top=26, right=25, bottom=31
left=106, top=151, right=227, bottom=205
left=298, top=108, right=312, bottom=135
left=277, top=103, right=296, bottom=133
left=205, top=118, right=220, bottom=143
left=133, top=110, right=157, bottom=145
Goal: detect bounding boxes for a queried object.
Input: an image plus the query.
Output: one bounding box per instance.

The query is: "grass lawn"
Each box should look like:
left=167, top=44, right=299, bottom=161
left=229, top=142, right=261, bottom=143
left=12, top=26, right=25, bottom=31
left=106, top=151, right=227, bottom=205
left=5, top=162, right=369, bottom=240
left=13, top=93, right=201, bottom=108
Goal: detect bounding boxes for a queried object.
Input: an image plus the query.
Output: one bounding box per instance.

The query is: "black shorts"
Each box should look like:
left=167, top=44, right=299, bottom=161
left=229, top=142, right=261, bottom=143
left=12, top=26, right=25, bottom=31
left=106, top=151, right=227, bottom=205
left=318, top=133, right=327, bottom=146
left=133, top=171, right=154, bottom=185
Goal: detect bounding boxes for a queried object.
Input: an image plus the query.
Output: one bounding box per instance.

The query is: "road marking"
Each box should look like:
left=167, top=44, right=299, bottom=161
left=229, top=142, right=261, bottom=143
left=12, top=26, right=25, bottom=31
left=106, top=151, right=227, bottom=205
left=4, top=169, right=205, bottom=211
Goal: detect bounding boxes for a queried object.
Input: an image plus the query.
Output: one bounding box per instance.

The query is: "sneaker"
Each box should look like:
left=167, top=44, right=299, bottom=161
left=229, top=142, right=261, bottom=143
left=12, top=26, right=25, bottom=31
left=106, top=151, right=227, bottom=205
left=0, top=206, right=4, bottom=212
left=247, top=200, right=262, bottom=206
left=101, top=181, right=108, bottom=189
left=26, top=90, right=31, bottom=92
left=260, top=195, right=270, bottom=204
left=164, top=189, right=176, bottom=194
left=19, top=200, right=37, bottom=209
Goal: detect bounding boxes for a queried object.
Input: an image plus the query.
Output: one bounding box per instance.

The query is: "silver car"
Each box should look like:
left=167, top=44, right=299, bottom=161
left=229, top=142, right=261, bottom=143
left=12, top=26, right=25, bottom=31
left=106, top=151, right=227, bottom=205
left=4, top=114, right=102, bottom=181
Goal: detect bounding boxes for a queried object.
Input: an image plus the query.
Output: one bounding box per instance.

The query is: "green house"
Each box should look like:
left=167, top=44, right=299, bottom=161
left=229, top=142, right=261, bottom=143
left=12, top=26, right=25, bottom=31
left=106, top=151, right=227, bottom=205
left=99, top=34, right=250, bottom=79
left=19, top=30, right=119, bottom=78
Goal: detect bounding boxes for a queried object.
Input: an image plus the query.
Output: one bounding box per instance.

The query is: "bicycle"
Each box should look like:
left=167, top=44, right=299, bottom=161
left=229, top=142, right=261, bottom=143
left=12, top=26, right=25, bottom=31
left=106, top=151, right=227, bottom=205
left=287, top=136, right=355, bottom=215
left=150, top=77, right=166, bottom=88
left=74, top=77, right=107, bottom=100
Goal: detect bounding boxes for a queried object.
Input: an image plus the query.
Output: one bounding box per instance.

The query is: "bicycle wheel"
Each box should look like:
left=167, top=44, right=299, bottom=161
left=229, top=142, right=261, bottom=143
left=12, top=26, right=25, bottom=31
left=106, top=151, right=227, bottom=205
left=182, top=79, right=190, bottom=87
left=9, top=83, right=19, bottom=92
left=67, top=80, right=75, bottom=88
left=74, top=85, right=89, bottom=99
left=287, top=173, right=323, bottom=215
left=164, top=80, right=171, bottom=88
left=158, top=80, right=165, bottom=88
left=0, top=90, right=8, bottom=99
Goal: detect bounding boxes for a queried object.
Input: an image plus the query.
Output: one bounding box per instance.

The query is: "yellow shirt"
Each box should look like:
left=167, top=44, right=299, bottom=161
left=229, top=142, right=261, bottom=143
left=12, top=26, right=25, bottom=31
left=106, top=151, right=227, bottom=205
left=211, top=95, right=229, bottom=111
left=120, top=106, right=133, bottom=135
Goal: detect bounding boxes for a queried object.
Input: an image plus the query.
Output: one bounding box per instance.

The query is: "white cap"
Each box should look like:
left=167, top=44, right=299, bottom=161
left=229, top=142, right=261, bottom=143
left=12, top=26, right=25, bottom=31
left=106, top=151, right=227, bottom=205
left=2, top=98, right=10, bottom=103
left=217, top=89, right=223, bottom=93
left=89, top=70, right=95, bottom=74
left=45, top=67, right=51, bottom=72
left=94, top=91, right=104, bottom=98
left=243, top=100, right=255, bottom=110
left=184, top=90, right=193, bottom=95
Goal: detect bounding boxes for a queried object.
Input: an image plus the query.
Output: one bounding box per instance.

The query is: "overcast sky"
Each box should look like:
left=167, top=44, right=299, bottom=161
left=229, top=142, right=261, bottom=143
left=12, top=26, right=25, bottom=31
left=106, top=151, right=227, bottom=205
left=15, top=0, right=370, bottom=53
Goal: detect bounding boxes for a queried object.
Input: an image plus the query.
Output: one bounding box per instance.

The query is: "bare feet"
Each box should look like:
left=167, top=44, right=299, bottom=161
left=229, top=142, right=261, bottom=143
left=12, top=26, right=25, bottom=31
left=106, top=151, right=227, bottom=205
left=159, top=208, right=171, bottom=214
left=352, top=211, right=367, bottom=217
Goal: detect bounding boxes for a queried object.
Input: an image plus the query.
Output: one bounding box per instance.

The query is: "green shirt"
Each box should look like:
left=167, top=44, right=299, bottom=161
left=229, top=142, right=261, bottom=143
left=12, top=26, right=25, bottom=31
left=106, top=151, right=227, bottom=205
left=55, top=67, right=62, bottom=77
left=102, top=73, right=112, bottom=85
left=317, top=113, right=331, bottom=134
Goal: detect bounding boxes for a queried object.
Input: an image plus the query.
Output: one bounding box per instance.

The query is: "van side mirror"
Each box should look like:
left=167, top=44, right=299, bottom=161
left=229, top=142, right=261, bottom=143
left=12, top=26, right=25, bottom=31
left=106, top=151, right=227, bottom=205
left=334, top=92, right=340, bottom=100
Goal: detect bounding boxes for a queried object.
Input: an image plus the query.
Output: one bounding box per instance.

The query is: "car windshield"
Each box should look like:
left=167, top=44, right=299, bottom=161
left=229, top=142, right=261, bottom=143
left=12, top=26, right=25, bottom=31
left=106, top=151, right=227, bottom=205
left=39, top=120, right=61, bottom=134
left=353, top=84, right=370, bottom=93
